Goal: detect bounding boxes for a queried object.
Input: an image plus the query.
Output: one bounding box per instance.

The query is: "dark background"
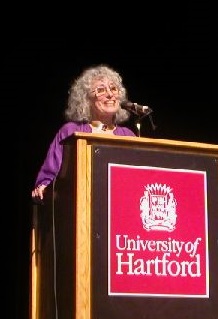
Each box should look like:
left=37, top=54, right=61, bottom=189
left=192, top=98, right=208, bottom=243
left=3, top=2, right=216, bottom=318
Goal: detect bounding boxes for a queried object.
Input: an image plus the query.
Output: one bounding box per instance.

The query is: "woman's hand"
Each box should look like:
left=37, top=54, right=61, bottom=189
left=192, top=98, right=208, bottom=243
left=32, top=184, right=47, bottom=203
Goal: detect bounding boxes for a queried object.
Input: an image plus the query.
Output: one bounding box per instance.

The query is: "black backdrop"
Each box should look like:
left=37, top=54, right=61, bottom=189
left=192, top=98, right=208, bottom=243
left=2, top=2, right=216, bottom=318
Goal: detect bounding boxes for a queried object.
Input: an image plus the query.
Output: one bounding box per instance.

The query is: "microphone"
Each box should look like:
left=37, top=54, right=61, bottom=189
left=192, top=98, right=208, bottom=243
left=121, top=101, right=153, bottom=115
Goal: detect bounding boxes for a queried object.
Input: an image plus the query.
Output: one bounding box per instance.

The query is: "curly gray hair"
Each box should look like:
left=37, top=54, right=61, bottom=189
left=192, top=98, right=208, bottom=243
left=64, top=64, right=130, bottom=124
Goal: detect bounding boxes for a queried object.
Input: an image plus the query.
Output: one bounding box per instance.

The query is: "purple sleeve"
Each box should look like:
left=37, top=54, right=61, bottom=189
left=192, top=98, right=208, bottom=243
left=34, top=123, right=135, bottom=187
left=34, top=122, right=91, bottom=187
left=114, top=126, right=136, bottom=136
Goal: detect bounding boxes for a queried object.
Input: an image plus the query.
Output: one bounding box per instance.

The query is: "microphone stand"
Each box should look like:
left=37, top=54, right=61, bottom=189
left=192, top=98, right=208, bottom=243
left=135, top=117, right=143, bottom=137
left=131, top=109, right=157, bottom=137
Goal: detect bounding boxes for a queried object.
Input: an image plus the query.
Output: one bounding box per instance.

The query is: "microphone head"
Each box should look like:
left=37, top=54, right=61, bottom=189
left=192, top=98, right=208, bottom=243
left=121, top=100, right=153, bottom=115
left=120, top=100, right=134, bottom=110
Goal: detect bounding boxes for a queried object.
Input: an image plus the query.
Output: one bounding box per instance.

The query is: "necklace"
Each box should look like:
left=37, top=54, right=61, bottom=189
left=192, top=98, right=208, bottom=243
left=90, top=121, right=115, bottom=132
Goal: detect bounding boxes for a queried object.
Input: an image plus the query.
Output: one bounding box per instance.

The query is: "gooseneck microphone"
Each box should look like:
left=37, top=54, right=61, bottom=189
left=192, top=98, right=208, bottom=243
left=121, top=100, right=156, bottom=135
left=121, top=100, right=153, bottom=116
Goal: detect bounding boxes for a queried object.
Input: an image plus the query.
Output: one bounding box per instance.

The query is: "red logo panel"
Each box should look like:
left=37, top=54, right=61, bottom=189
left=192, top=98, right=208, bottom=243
left=108, top=164, right=209, bottom=298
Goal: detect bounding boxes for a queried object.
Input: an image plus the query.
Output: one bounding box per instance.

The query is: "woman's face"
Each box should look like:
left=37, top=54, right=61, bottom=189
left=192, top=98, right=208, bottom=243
left=90, top=77, right=120, bottom=120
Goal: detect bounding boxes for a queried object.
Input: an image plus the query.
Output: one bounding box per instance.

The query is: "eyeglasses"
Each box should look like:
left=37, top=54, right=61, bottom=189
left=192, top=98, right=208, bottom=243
left=91, top=85, right=119, bottom=97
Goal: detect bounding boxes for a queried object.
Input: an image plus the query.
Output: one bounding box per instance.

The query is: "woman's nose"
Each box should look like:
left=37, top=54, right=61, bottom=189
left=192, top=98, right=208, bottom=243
left=106, top=87, right=114, bottom=96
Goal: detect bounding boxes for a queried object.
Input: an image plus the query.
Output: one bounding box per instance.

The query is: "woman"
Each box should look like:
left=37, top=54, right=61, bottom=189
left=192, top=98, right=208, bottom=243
left=32, top=64, right=136, bottom=202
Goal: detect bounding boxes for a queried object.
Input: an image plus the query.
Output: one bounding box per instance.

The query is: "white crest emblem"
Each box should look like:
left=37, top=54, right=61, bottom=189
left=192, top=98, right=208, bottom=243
left=140, top=183, right=177, bottom=232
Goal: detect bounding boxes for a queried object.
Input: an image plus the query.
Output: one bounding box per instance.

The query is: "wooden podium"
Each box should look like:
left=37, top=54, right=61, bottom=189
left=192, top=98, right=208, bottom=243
left=30, top=133, right=218, bottom=319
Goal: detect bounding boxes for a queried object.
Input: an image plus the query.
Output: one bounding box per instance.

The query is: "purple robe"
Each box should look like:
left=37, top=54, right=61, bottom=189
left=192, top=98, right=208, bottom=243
left=35, top=122, right=136, bottom=187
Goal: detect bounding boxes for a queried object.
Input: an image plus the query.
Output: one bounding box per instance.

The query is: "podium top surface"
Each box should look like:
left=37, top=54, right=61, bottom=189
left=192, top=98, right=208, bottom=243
left=62, top=132, right=218, bottom=154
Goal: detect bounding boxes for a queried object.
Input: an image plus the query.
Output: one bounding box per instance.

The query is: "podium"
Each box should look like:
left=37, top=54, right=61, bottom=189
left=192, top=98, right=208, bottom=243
left=30, top=133, right=218, bottom=319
